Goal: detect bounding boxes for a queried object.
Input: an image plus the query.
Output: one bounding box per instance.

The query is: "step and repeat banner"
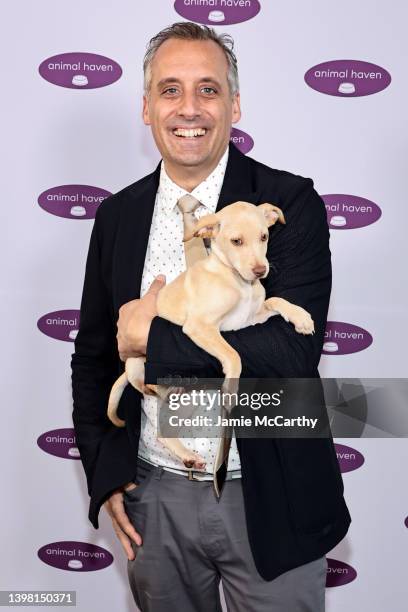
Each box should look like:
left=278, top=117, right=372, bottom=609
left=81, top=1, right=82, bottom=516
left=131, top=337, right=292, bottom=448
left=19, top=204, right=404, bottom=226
left=3, top=1, right=407, bottom=610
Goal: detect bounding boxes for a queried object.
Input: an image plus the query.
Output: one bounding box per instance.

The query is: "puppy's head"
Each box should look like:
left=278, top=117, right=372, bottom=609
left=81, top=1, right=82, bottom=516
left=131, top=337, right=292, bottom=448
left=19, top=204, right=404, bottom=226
left=184, top=201, right=285, bottom=282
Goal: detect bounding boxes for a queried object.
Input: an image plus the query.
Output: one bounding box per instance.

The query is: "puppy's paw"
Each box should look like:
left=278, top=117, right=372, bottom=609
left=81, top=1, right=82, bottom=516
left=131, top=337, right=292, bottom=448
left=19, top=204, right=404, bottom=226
left=182, top=450, right=207, bottom=471
left=290, top=306, right=315, bottom=335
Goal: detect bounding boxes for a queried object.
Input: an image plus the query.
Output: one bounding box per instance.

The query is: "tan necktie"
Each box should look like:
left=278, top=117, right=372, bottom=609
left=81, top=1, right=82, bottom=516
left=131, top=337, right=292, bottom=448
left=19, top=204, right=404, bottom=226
left=177, top=194, right=232, bottom=498
left=177, top=194, right=209, bottom=266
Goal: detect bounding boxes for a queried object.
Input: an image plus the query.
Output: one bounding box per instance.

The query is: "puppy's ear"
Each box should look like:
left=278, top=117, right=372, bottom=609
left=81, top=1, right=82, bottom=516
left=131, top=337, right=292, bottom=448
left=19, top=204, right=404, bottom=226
left=258, top=203, right=286, bottom=226
left=183, top=213, right=220, bottom=242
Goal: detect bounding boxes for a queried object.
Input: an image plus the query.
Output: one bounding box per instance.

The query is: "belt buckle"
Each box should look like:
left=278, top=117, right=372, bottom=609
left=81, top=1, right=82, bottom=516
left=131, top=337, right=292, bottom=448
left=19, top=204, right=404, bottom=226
left=187, top=469, right=210, bottom=481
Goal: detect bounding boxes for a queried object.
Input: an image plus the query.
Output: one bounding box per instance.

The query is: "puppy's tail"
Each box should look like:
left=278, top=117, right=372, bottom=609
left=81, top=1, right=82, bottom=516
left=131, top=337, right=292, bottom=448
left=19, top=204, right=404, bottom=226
left=107, top=373, right=128, bottom=427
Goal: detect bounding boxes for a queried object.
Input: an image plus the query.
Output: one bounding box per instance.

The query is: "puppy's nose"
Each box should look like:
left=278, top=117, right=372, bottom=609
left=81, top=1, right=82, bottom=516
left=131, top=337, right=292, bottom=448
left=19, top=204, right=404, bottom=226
left=252, top=265, right=267, bottom=277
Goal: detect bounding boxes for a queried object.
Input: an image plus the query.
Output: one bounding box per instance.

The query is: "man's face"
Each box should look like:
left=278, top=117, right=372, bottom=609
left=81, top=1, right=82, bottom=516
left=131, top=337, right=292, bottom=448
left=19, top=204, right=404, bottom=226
left=142, top=38, right=241, bottom=173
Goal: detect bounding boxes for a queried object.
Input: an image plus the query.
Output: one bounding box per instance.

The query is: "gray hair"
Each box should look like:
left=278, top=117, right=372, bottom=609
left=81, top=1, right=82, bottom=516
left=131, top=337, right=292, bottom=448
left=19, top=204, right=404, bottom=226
left=143, top=22, right=239, bottom=97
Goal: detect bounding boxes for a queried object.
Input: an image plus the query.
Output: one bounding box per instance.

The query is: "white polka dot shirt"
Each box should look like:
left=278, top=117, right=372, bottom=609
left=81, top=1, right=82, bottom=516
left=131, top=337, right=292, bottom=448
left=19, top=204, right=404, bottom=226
left=138, top=146, right=242, bottom=475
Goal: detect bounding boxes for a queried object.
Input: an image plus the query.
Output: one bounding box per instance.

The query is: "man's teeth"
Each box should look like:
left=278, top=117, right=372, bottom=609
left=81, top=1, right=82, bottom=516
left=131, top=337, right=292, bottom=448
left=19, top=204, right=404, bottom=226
left=173, top=128, right=206, bottom=137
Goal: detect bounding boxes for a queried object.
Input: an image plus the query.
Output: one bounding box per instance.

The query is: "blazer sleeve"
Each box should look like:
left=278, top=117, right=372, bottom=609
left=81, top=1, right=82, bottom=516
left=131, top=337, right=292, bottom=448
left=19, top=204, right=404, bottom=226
left=144, top=178, right=331, bottom=381
left=70, top=207, right=118, bottom=496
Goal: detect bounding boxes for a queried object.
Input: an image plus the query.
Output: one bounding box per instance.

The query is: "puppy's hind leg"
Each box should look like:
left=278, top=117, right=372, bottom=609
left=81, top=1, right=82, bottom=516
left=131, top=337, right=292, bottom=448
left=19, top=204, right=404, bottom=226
left=154, top=385, right=207, bottom=470
left=182, top=320, right=242, bottom=407
left=126, top=356, right=156, bottom=396
left=158, top=437, right=207, bottom=470
left=107, top=357, right=155, bottom=428
left=183, top=321, right=242, bottom=381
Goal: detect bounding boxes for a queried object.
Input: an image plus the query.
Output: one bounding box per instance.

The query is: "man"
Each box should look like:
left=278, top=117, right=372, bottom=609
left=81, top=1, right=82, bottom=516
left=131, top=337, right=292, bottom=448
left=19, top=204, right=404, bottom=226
left=71, top=22, right=351, bottom=611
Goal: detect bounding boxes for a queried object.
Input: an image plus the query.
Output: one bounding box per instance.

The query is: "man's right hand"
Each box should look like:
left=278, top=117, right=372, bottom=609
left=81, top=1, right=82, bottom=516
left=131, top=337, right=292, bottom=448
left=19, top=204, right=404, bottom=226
left=116, top=275, right=166, bottom=361
left=103, top=486, right=142, bottom=560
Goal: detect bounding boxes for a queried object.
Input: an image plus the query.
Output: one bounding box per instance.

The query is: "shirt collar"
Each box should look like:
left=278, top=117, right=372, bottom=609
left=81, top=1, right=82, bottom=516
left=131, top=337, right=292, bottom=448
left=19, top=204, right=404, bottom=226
left=158, top=146, right=229, bottom=215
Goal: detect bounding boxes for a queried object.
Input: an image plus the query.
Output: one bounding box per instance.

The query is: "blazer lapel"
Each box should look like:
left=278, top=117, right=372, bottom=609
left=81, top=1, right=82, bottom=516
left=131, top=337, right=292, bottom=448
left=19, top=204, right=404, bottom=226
left=112, top=162, right=161, bottom=314
left=217, top=142, right=259, bottom=210
left=218, top=144, right=284, bottom=245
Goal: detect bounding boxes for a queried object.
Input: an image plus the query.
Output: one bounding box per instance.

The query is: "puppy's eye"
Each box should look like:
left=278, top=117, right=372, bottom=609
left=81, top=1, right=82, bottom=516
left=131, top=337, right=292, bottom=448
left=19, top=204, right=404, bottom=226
left=261, top=233, right=268, bottom=242
left=231, top=238, right=243, bottom=246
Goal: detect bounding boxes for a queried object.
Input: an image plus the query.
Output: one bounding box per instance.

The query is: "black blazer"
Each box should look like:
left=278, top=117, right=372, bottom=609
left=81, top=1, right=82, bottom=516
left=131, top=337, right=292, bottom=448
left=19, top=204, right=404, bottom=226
left=71, top=142, right=351, bottom=581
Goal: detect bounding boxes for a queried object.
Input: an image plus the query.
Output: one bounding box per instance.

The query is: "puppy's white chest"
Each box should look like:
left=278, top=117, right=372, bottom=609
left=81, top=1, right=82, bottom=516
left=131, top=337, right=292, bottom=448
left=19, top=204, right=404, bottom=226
left=219, top=283, right=264, bottom=331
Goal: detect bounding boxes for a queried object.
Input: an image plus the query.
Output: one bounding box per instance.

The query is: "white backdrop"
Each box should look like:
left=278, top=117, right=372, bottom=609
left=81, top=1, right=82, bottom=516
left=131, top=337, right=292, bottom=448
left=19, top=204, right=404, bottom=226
left=2, top=0, right=408, bottom=610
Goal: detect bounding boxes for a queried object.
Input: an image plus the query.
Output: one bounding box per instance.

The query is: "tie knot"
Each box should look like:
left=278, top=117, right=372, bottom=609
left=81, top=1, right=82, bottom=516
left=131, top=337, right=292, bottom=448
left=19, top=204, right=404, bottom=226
left=177, top=194, right=201, bottom=215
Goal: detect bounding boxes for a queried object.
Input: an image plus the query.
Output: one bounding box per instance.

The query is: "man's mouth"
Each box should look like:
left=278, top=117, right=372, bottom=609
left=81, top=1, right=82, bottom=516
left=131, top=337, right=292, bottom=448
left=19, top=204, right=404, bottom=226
left=172, top=128, right=207, bottom=138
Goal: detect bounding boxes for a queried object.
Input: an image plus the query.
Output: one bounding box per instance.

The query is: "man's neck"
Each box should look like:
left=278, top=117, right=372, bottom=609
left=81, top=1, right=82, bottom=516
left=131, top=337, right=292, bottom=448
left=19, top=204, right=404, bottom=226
left=163, top=148, right=228, bottom=192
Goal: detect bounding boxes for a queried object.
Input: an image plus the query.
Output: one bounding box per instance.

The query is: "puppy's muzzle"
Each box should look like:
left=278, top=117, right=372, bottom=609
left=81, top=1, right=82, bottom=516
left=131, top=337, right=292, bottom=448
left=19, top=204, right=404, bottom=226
left=252, top=265, right=267, bottom=278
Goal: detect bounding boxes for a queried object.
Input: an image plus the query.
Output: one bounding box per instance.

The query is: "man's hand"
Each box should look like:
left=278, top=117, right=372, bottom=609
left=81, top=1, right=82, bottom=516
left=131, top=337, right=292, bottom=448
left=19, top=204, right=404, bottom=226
left=103, top=486, right=142, bottom=561
left=117, top=275, right=166, bottom=361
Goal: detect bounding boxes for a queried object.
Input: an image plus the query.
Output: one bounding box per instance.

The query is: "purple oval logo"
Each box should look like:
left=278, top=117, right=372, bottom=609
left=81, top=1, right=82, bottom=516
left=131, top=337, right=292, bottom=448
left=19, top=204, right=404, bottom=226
left=323, top=194, right=381, bottom=230
left=405, top=516, right=408, bottom=528
left=37, top=310, right=80, bottom=342
left=334, top=443, right=364, bottom=473
left=38, top=541, right=113, bottom=571
left=174, top=0, right=261, bottom=25
left=38, top=185, right=111, bottom=220
left=323, top=322, right=373, bottom=355
left=37, top=428, right=80, bottom=460
left=326, top=558, right=357, bottom=587
left=230, top=127, right=254, bottom=154
left=39, top=53, right=122, bottom=89
left=305, top=60, right=391, bottom=97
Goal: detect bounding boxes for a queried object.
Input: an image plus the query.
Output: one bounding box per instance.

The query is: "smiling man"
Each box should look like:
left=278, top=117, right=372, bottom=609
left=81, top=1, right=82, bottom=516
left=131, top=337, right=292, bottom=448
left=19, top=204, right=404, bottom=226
left=71, top=22, right=351, bottom=612
left=142, top=34, right=241, bottom=191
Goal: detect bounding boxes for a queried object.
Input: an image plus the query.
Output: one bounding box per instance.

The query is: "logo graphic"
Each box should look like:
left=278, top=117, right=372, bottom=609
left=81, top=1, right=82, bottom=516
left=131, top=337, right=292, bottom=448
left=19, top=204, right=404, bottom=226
left=37, top=310, right=80, bottom=342
left=405, top=516, right=408, bottom=528
left=38, top=185, right=111, bottom=220
left=37, top=428, right=80, bottom=460
left=326, top=558, right=357, bottom=587
left=38, top=542, right=113, bottom=572
left=304, top=60, right=391, bottom=97
left=323, top=322, right=373, bottom=355
left=323, top=194, right=381, bottom=230
left=334, top=443, right=364, bottom=473
left=230, top=127, right=254, bottom=154
left=39, top=53, right=122, bottom=89
left=174, top=0, right=261, bottom=25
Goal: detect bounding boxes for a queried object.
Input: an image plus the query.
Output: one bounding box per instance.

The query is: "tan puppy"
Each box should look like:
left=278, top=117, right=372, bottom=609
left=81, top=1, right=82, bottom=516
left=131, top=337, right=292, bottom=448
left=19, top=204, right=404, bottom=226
left=107, top=201, right=314, bottom=470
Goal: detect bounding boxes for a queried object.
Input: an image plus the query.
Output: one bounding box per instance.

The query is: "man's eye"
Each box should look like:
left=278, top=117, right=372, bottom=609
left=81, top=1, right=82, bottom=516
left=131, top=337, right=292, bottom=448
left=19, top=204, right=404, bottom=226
left=201, top=87, right=216, bottom=94
left=162, top=88, right=178, bottom=95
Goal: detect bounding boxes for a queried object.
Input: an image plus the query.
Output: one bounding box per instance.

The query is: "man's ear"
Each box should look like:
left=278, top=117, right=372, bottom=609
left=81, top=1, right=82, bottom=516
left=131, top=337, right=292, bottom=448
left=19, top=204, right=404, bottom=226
left=142, top=95, right=151, bottom=125
left=231, top=92, right=241, bottom=124
left=257, top=203, right=286, bottom=226
left=183, top=213, right=220, bottom=242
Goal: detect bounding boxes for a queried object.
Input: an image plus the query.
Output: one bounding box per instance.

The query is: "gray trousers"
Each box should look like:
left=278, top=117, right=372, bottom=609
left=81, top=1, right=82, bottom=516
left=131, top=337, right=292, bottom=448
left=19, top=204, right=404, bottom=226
left=124, top=459, right=327, bottom=612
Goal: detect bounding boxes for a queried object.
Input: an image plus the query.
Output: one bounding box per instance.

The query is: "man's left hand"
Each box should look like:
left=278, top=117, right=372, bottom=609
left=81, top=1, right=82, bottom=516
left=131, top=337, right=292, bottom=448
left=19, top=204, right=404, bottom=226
left=117, top=275, right=166, bottom=361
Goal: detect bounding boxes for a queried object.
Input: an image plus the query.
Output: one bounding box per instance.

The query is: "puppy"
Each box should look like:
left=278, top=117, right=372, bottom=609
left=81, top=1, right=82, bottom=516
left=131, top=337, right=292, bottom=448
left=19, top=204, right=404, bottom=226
left=107, top=201, right=314, bottom=470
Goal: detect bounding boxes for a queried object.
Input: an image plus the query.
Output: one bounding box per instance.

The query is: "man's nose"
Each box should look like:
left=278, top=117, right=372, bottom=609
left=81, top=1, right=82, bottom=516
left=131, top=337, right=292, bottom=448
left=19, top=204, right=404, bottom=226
left=177, top=93, right=201, bottom=118
left=252, top=264, right=267, bottom=277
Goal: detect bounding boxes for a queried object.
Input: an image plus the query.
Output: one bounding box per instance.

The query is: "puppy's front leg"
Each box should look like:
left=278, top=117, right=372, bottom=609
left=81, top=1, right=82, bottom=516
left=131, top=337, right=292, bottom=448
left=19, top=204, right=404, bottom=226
left=264, top=297, right=315, bottom=335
